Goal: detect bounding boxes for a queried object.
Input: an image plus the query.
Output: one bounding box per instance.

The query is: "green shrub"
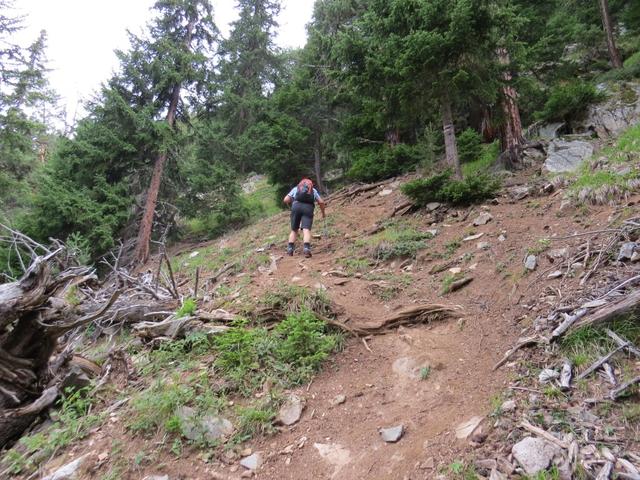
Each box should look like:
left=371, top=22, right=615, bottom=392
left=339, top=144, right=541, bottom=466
left=535, top=81, right=604, bottom=124
left=347, top=144, right=423, bottom=182
left=176, top=298, right=197, bottom=318
left=401, top=170, right=501, bottom=206
left=457, top=129, right=483, bottom=164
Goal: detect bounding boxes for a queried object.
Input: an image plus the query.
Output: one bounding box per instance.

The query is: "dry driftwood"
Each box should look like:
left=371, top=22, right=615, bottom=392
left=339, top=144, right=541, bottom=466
left=610, top=375, right=640, bottom=400
left=606, top=329, right=640, bottom=358
left=572, top=289, right=640, bottom=332
left=577, top=344, right=629, bottom=381
left=560, top=360, right=573, bottom=391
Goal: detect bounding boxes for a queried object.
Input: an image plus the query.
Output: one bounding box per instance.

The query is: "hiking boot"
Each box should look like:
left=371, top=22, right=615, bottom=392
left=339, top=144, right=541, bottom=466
left=286, top=246, right=294, bottom=256
left=303, top=248, right=312, bottom=258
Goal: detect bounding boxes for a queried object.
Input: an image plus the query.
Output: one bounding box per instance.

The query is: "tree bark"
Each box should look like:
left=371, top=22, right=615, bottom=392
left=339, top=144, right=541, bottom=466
left=441, top=93, right=462, bottom=179
left=599, top=0, right=622, bottom=69
left=497, top=47, right=525, bottom=169
left=133, top=18, right=195, bottom=264
left=313, top=133, right=326, bottom=194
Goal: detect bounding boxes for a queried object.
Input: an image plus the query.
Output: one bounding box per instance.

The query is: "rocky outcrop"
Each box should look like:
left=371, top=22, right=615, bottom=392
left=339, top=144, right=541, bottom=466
left=582, top=83, right=640, bottom=138
left=544, top=139, right=593, bottom=173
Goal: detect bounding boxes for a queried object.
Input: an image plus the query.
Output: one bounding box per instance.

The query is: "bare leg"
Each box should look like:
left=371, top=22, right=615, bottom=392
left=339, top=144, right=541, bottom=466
left=302, top=229, right=312, bottom=243
left=289, top=230, right=297, bottom=243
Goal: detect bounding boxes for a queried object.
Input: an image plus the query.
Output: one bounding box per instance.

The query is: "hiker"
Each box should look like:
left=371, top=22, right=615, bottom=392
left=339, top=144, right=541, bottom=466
left=284, top=178, right=326, bottom=258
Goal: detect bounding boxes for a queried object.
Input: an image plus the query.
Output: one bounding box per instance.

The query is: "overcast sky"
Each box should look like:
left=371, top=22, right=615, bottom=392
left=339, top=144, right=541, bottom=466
left=14, top=0, right=315, bottom=122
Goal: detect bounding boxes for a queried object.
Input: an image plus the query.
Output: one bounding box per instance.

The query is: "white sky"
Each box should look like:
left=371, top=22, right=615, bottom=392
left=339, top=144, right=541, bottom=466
left=13, top=0, right=315, bottom=123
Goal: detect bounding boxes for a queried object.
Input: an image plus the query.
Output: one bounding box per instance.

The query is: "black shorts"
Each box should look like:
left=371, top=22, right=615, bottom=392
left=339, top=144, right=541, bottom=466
left=290, top=201, right=315, bottom=231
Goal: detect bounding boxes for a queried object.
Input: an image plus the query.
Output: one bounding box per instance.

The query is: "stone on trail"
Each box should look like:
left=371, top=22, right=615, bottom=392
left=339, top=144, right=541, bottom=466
left=426, top=202, right=441, bottom=212
left=477, top=241, right=491, bottom=250
left=42, top=454, right=91, bottom=480
left=524, top=255, right=537, bottom=271
left=455, top=416, right=484, bottom=440
left=632, top=251, right=640, bottom=263
left=544, top=140, right=593, bottom=173
left=379, top=188, right=393, bottom=196
left=548, top=270, right=562, bottom=279
left=177, top=406, right=234, bottom=443
left=473, top=212, right=493, bottom=226
left=512, top=437, right=562, bottom=475
left=379, top=424, right=404, bottom=443
left=498, top=234, right=506, bottom=242
left=276, top=394, right=305, bottom=426
left=330, top=394, right=346, bottom=406
left=240, top=452, right=263, bottom=471
left=501, top=400, right=516, bottom=412
left=618, top=242, right=637, bottom=261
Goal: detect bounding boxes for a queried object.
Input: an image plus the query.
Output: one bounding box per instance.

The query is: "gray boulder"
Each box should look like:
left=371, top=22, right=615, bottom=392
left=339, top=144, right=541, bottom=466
left=380, top=425, right=404, bottom=443
left=544, top=140, right=593, bottom=173
left=512, top=437, right=561, bottom=475
left=276, top=394, right=305, bottom=426
left=582, top=83, right=640, bottom=138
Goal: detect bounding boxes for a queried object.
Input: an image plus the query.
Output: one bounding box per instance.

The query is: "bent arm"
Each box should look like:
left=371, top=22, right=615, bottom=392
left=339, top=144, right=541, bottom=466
left=283, top=194, right=292, bottom=205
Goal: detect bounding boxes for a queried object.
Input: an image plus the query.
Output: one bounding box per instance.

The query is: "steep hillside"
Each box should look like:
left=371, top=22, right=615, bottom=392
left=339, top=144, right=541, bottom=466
left=3, top=151, right=640, bottom=480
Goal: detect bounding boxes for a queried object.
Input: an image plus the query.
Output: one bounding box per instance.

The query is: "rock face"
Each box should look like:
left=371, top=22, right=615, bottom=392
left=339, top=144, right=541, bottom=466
left=276, top=394, right=305, bottom=426
left=512, top=437, right=561, bottom=475
left=544, top=140, right=593, bottom=173
left=534, top=122, right=565, bottom=140
left=379, top=425, right=404, bottom=443
left=177, top=406, right=234, bottom=443
left=583, top=83, right=640, bottom=138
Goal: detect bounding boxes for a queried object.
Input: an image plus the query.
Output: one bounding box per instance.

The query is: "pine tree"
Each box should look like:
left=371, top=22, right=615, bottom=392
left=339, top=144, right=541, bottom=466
left=132, top=0, right=219, bottom=263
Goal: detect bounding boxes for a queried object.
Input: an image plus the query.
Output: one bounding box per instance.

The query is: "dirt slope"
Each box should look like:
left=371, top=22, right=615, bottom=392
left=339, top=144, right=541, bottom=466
left=30, top=170, right=637, bottom=480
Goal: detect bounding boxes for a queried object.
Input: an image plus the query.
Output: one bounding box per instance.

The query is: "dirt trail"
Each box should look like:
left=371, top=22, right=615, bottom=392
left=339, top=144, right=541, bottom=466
left=34, top=171, right=627, bottom=480
left=195, top=174, right=593, bottom=480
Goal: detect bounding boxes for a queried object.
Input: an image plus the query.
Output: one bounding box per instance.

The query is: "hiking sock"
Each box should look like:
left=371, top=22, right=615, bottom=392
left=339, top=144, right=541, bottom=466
left=287, top=242, right=294, bottom=255
left=303, top=242, right=311, bottom=251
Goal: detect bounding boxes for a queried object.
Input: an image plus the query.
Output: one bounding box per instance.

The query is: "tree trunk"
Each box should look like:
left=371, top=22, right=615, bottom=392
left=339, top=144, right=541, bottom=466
left=441, top=93, right=462, bottom=179
left=133, top=18, right=195, bottom=264
left=385, top=127, right=400, bottom=146
left=313, top=134, right=326, bottom=195
left=599, top=0, right=622, bottom=69
left=497, top=47, right=525, bottom=169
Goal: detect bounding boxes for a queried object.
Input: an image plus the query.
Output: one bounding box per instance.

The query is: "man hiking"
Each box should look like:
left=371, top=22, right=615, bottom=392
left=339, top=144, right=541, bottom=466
left=284, top=178, right=326, bottom=258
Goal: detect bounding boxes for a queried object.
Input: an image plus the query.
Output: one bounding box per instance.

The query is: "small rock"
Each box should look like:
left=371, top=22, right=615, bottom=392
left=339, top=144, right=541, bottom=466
left=449, top=267, right=462, bottom=274
left=477, top=241, right=490, bottom=250
left=548, top=248, right=568, bottom=260
left=291, top=276, right=303, bottom=283
left=427, top=229, right=438, bottom=237
left=379, top=188, right=393, bottom=196
left=501, top=400, right=516, bottom=412
left=426, top=202, right=441, bottom=212
left=143, top=476, right=169, bottom=480
left=189, top=251, right=200, bottom=258
left=512, top=437, right=561, bottom=475
left=455, top=416, right=484, bottom=440
left=524, top=255, right=537, bottom=271
left=280, top=444, right=295, bottom=455
left=42, top=454, right=90, bottom=480
left=547, top=270, right=562, bottom=279
left=498, top=234, right=506, bottom=242
left=539, top=368, right=559, bottom=384
left=241, top=448, right=253, bottom=457
left=489, top=468, right=508, bottom=480
left=618, top=242, right=637, bottom=261
left=509, top=186, right=530, bottom=201
left=473, top=212, right=493, bottom=226
left=276, top=394, right=305, bottom=426
left=632, top=251, right=640, bottom=262
left=570, top=262, right=584, bottom=272
left=240, top=470, right=254, bottom=478
left=240, top=453, right=263, bottom=471
left=380, top=425, right=404, bottom=443
left=330, top=394, right=346, bottom=406
left=559, top=200, right=572, bottom=212
left=468, top=263, right=478, bottom=270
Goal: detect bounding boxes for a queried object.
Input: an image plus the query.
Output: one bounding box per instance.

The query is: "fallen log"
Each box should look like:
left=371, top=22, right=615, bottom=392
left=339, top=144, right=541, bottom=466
left=572, top=289, right=640, bottom=332
left=610, top=375, right=640, bottom=400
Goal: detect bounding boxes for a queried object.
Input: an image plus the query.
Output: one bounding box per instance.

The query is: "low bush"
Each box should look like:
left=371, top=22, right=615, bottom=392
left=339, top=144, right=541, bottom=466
left=457, top=128, right=483, bottom=164
left=401, top=170, right=501, bottom=206
left=347, top=143, right=423, bottom=182
left=535, top=80, right=604, bottom=124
